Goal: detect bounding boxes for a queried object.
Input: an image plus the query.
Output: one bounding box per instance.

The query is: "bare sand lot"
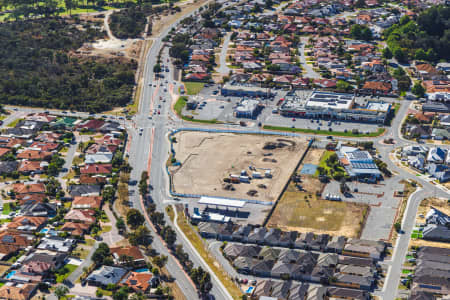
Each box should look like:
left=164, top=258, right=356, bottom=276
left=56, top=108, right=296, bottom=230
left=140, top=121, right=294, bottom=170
left=267, top=181, right=368, bottom=238
left=171, top=131, right=309, bottom=202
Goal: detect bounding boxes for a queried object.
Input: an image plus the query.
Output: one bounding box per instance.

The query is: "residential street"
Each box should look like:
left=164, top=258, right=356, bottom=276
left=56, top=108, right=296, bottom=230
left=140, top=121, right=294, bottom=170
left=217, top=32, right=231, bottom=75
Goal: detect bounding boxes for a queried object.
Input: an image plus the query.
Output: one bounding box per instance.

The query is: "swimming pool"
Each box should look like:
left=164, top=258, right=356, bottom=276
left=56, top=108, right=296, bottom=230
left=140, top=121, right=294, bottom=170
left=245, top=286, right=254, bottom=294
left=40, top=228, right=49, bottom=234
left=134, top=268, right=149, bottom=273
left=5, top=271, right=16, bottom=279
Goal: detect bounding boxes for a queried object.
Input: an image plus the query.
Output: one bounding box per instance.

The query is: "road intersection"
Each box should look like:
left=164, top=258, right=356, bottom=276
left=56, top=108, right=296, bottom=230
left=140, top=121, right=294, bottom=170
left=0, top=4, right=448, bottom=300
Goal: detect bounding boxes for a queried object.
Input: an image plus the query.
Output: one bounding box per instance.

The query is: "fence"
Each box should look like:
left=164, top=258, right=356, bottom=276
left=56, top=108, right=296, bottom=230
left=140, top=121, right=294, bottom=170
left=262, top=138, right=315, bottom=226
left=165, top=127, right=307, bottom=206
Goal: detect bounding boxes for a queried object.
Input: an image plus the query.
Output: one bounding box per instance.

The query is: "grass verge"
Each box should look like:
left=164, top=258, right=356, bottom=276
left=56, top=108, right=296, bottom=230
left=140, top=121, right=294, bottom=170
left=183, top=82, right=205, bottom=95
left=263, top=125, right=386, bottom=137
left=176, top=207, right=242, bottom=299
left=2, top=203, right=12, bottom=215
left=7, top=118, right=23, bottom=128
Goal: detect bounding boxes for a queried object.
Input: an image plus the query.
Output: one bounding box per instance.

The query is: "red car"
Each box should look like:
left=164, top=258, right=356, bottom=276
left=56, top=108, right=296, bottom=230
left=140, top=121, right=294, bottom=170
left=158, top=111, right=160, bottom=115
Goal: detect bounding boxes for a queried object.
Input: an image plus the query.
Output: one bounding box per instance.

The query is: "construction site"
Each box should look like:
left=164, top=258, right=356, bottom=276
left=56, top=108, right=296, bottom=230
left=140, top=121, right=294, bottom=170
left=170, top=131, right=309, bottom=203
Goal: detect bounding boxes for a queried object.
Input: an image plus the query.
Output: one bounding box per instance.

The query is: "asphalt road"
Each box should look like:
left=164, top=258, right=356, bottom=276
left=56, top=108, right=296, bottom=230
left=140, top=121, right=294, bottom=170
left=1, top=4, right=448, bottom=299
left=124, top=2, right=235, bottom=299
left=217, top=32, right=231, bottom=75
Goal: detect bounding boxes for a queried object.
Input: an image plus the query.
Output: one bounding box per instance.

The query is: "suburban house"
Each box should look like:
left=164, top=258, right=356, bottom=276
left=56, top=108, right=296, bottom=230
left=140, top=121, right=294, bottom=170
left=86, top=266, right=128, bottom=287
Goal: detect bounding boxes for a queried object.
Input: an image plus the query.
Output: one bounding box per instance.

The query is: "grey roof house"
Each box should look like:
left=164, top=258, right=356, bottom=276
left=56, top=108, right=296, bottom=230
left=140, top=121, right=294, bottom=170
left=86, top=266, right=128, bottom=286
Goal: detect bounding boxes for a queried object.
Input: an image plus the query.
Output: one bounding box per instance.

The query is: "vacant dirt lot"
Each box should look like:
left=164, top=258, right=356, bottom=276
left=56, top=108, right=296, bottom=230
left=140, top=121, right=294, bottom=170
left=268, top=181, right=367, bottom=237
left=302, top=148, right=324, bottom=165
left=171, top=131, right=308, bottom=202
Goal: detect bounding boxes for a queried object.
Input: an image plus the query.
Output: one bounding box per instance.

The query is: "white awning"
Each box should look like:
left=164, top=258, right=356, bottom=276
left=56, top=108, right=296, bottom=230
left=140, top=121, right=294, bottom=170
left=198, top=196, right=246, bottom=209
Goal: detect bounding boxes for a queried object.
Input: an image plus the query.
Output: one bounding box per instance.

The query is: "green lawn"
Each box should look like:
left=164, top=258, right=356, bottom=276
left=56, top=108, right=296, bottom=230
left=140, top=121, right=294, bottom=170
left=402, top=269, right=412, bottom=274
left=2, top=203, right=12, bottom=215
left=98, top=225, right=112, bottom=235
left=263, top=125, right=386, bottom=137
left=7, top=118, right=23, bottom=128
left=96, top=288, right=113, bottom=296
left=314, top=150, right=346, bottom=178
left=56, top=264, right=78, bottom=283
left=183, top=82, right=205, bottom=95
left=411, top=233, right=423, bottom=239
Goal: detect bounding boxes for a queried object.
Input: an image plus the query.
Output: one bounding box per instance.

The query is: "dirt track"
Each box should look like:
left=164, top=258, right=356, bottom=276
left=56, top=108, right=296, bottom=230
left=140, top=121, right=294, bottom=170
left=171, top=131, right=308, bottom=202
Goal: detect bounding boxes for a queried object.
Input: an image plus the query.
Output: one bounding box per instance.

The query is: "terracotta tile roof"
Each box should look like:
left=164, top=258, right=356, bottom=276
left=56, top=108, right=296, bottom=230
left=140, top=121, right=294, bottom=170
left=416, top=63, right=438, bottom=74
left=110, top=246, right=145, bottom=261
left=5, top=138, right=27, bottom=148
left=17, top=150, right=52, bottom=160
left=13, top=183, right=45, bottom=194
left=191, top=54, right=210, bottom=62
left=60, top=222, right=90, bottom=236
left=94, top=136, right=122, bottom=146
left=0, top=231, right=34, bottom=247
left=8, top=216, right=47, bottom=231
left=79, top=175, right=107, bottom=185
left=21, top=261, right=52, bottom=274
left=0, top=148, right=10, bottom=157
left=121, top=272, right=153, bottom=292
left=73, top=196, right=102, bottom=209
left=0, top=283, right=36, bottom=300
left=35, top=133, right=62, bottom=143
left=80, top=164, right=112, bottom=175
left=362, top=81, right=391, bottom=91
left=16, top=194, right=46, bottom=206
left=64, top=209, right=96, bottom=224
left=77, top=119, right=105, bottom=130
left=18, top=161, right=43, bottom=173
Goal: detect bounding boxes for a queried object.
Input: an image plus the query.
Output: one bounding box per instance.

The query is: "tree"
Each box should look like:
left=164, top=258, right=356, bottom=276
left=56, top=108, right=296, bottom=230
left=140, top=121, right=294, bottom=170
left=412, top=82, right=425, bottom=98
left=92, top=242, right=110, bottom=265
left=129, top=225, right=152, bottom=247
left=150, top=211, right=165, bottom=227
left=55, top=286, right=69, bottom=299
left=355, top=0, right=365, bottom=8
left=414, top=48, right=427, bottom=61
left=152, top=255, right=168, bottom=269
left=102, top=186, right=115, bottom=203
left=126, top=209, right=145, bottom=229
left=112, top=287, right=129, bottom=300
left=45, top=177, right=62, bottom=197
left=394, top=222, right=401, bottom=232
left=153, top=63, right=162, bottom=73
left=336, top=80, right=351, bottom=92
left=190, top=267, right=212, bottom=294
left=350, top=24, right=372, bottom=41
left=64, top=0, right=77, bottom=15
left=116, top=217, right=125, bottom=231
left=393, top=48, right=407, bottom=63
left=161, top=226, right=177, bottom=248
left=382, top=47, right=393, bottom=59
left=139, top=171, right=148, bottom=196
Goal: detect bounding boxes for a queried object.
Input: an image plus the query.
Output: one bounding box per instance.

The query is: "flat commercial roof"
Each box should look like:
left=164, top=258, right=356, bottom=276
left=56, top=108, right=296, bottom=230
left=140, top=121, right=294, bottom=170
left=199, top=196, right=246, bottom=209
